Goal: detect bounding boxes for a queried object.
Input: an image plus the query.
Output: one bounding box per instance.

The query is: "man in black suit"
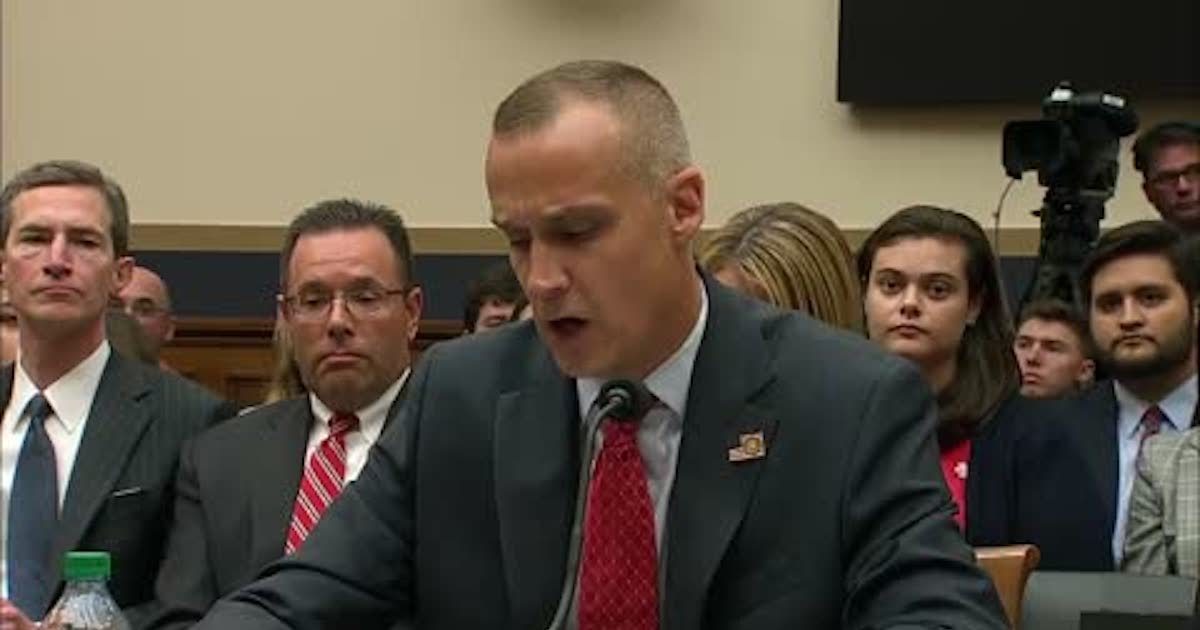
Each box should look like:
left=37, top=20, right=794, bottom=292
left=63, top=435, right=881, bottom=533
left=145, top=199, right=423, bottom=629
left=195, top=60, right=1006, bottom=629
left=0, top=160, right=235, bottom=629
left=974, top=221, right=1197, bottom=572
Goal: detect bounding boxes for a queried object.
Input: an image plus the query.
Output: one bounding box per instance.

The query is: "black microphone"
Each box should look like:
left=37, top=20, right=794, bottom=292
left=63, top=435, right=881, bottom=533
left=543, top=379, right=651, bottom=630
left=597, top=379, right=654, bottom=422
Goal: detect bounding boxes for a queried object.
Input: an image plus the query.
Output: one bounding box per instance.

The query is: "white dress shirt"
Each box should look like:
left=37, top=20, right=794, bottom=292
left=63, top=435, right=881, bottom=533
left=1111, top=374, right=1195, bottom=565
left=1, top=341, right=111, bottom=598
left=304, top=369, right=408, bottom=484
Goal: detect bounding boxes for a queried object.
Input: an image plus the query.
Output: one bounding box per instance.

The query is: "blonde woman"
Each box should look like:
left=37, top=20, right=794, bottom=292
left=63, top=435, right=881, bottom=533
left=699, top=202, right=861, bottom=331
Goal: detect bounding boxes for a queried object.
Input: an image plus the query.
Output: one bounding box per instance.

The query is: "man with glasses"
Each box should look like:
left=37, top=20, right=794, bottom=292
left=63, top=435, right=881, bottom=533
left=145, top=199, right=421, bottom=629
left=116, top=265, right=177, bottom=371
left=1133, top=122, right=1200, bottom=234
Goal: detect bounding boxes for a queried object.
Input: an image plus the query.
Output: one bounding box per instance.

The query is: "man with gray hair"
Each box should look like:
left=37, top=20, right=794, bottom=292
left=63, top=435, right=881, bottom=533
left=197, top=61, right=1005, bottom=629
left=0, top=160, right=234, bottom=629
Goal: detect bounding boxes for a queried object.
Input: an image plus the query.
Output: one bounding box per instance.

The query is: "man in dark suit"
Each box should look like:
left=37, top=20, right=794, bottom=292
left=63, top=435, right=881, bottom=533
left=974, top=221, right=1197, bottom=572
left=0, top=160, right=235, bottom=629
left=195, top=60, right=1006, bottom=629
left=1083, top=222, right=1196, bottom=568
left=145, top=199, right=423, bottom=629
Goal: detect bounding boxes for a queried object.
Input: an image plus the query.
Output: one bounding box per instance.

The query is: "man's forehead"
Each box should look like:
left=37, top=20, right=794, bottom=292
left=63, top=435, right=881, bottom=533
left=493, top=200, right=611, bottom=228
left=12, top=184, right=108, bottom=218
left=9, top=190, right=111, bottom=246
left=1092, top=254, right=1178, bottom=287
left=289, top=230, right=404, bottom=284
left=1019, top=318, right=1081, bottom=341
left=1151, top=141, right=1200, bottom=167
left=125, top=269, right=168, bottom=298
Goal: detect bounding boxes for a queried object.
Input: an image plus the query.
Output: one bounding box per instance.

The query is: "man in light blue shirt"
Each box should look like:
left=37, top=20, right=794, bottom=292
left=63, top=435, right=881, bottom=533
left=1080, top=220, right=1197, bottom=567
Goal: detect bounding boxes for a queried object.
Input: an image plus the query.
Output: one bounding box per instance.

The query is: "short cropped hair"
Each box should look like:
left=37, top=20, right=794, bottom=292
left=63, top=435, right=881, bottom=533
left=1131, top=121, right=1200, bottom=175
left=0, top=160, right=131, bottom=256
left=492, top=60, right=691, bottom=190
left=1017, top=299, right=1093, bottom=359
left=279, top=199, right=415, bottom=290
left=1079, top=220, right=1196, bottom=309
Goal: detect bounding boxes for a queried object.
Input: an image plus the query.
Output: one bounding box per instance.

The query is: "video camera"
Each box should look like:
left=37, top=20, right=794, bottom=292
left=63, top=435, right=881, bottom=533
left=1001, top=82, right=1138, bottom=310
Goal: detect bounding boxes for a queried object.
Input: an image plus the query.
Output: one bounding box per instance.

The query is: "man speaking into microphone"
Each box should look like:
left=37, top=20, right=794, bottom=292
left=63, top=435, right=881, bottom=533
left=197, top=60, right=1006, bottom=629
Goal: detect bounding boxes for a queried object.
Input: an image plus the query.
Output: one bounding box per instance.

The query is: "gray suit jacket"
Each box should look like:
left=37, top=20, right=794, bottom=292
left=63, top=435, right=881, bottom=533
left=1123, top=427, right=1200, bottom=578
left=144, top=392, right=407, bottom=630
left=195, top=278, right=1007, bottom=629
left=0, top=352, right=237, bottom=623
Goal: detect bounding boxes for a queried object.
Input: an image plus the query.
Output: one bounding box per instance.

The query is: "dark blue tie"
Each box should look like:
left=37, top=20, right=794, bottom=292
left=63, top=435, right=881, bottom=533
left=7, top=394, right=58, bottom=619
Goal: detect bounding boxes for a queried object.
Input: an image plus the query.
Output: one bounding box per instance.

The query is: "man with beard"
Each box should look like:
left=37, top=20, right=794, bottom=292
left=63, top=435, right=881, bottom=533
left=967, top=222, right=1198, bottom=573
left=1077, top=220, right=1197, bottom=567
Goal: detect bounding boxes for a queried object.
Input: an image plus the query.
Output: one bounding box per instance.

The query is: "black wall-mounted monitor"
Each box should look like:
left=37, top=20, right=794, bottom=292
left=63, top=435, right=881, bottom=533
left=837, top=0, right=1200, bottom=104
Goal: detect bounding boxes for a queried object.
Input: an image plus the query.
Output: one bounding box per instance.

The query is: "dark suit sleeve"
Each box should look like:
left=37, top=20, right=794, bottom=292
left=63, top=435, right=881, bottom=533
left=141, top=438, right=220, bottom=630
left=192, top=350, right=435, bottom=630
left=211, top=399, right=242, bottom=425
left=840, top=362, right=1007, bottom=629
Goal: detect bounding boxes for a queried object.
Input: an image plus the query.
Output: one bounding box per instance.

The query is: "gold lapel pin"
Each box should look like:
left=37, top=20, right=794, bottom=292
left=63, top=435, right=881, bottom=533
left=728, top=430, right=766, bottom=462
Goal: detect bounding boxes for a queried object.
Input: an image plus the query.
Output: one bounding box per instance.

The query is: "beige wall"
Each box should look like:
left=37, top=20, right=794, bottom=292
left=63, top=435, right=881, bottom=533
left=3, top=1, right=1197, bottom=251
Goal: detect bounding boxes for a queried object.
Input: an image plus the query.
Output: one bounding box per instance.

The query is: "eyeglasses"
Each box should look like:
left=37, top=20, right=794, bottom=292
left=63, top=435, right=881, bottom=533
left=1146, top=162, right=1200, bottom=191
left=280, top=285, right=410, bottom=322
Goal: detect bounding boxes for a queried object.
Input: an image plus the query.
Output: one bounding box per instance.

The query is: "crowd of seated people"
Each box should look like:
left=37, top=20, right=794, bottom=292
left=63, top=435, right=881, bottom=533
left=0, top=60, right=1195, bottom=629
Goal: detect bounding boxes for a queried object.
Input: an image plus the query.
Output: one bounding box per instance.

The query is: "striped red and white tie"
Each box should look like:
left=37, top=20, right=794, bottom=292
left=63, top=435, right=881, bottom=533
left=285, top=412, right=359, bottom=554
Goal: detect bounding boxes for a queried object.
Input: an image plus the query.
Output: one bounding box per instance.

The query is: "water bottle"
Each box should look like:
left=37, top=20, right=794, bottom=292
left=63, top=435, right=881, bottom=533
left=41, top=551, right=131, bottom=630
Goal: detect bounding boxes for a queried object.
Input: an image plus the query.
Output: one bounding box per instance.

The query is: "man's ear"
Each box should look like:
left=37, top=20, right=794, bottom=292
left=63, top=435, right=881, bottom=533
left=665, top=165, right=705, bottom=245
left=1078, top=358, right=1096, bottom=388
left=405, top=286, right=424, bottom=343
left=113, top=256, right=135, bottom=295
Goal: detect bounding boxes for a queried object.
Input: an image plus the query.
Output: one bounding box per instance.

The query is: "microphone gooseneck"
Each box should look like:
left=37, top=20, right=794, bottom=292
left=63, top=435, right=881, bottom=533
left=543, top=379, right=650, bottom=630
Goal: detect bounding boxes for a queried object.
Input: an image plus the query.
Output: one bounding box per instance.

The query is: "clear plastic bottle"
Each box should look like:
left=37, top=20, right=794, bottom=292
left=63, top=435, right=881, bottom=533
left=41, top=551, right=131, bottom=630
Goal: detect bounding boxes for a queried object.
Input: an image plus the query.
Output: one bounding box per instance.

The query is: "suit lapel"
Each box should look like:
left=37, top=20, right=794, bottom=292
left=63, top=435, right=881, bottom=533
left=250, top=398, right=311, bottom=563
left=663, top=280, right=776, bottom=630
left=53, top=354, right=153, bottom=570
left=493, top=343, right=578, bottom=630
left=251, top=385, right=408, bottom=567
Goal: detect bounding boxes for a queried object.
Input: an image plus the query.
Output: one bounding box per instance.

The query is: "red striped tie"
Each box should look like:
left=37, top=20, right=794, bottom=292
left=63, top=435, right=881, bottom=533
left=285, top=412, right=359, bottom=554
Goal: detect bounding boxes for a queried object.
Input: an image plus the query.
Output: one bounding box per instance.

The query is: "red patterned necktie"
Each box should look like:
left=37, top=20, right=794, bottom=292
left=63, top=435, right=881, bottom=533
left=285, top=412, right=359, bottom=554
left=579, top=418, right=659, bottom=630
